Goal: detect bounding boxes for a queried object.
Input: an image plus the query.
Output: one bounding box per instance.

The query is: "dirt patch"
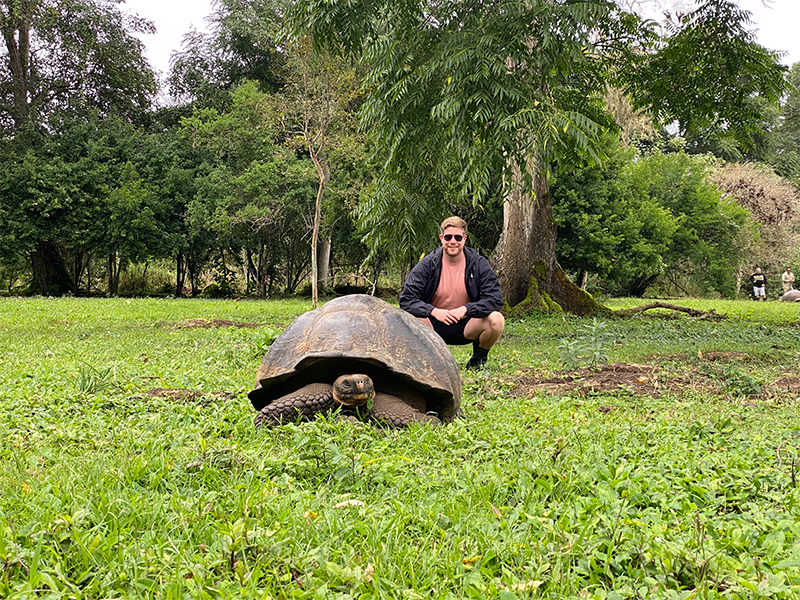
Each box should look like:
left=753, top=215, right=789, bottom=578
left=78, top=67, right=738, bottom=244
left=512, top=361, right=800, bottom=401
left=770, top=377, right=800, bottom=393
left=647, top=351, right=751, bottom=363
left=512, top=362, right=721, bottom=399
left=161, top=318, right=267, bottom=329
left=137, top=388, right=238, bottom=403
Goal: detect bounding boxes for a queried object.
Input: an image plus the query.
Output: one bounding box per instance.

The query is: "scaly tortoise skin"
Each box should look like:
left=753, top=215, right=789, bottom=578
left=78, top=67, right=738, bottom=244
left=248, top=294, right=462, bottom=427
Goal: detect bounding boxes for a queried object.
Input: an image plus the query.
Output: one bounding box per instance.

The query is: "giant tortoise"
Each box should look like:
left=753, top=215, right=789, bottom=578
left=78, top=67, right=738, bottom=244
left=780, top=290, right=800, bottom=302
left=248, top=294, right=462, bottom=427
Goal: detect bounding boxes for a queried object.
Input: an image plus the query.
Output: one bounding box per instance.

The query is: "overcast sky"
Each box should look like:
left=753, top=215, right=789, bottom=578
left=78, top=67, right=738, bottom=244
left=124, top=0, right=800, bottom=80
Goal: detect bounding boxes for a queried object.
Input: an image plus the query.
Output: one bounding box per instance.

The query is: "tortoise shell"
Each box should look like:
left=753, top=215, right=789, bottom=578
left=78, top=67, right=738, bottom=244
left=248, top=294, right=462, bottom=422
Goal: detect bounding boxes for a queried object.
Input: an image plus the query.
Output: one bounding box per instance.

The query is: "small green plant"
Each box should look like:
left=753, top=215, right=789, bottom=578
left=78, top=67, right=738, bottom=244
left=558, top=318, right=613, bottom=369
left=74, top=363, right=115, bottom=394
left=720, top=364, right=764, bottom=396
left=251, top=327, right=281, bottom=357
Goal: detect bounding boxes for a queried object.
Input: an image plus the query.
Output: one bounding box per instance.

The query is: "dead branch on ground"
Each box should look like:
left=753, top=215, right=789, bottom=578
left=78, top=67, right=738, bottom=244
left=614, top=302, right=726, bottom=320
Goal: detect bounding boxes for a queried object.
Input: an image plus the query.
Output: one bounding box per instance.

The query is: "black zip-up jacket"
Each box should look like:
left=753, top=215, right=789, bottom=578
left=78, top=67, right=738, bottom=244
left=399, top=247, right=503, bottom=319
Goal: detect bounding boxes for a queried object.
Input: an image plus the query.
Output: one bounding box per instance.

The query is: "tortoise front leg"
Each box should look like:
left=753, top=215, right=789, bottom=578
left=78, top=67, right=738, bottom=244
left=368, top=392, right=442, bottom=427
left=254, top=383, right=334, bottom=427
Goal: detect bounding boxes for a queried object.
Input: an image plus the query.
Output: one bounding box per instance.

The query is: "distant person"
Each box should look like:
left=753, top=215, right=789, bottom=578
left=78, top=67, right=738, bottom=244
left=782, top=267, right=795, bottom=293
left=750, top=267, right=767, bottom=301
left=399, top=216, right=505, bottom=369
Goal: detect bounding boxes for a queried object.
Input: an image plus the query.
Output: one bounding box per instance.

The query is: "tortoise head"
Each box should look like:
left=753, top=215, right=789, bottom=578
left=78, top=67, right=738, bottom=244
left=332, top=374, right=375, bottom=407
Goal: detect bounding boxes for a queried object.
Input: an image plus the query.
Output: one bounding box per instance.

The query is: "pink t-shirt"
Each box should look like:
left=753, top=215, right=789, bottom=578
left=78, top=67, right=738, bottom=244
left=430, top=253, right=469, bottom=310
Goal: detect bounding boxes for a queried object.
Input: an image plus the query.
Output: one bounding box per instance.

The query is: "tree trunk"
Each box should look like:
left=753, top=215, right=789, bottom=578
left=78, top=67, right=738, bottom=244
left=68, top=252, right=86, bottom=295
left=1, top=15, right=31, bottom=130
left=492, top=160, right=607, bottom=316
left=141, top=261, right=149, bottom=296
left=245, top=245, right=272, bottom=298
left=175, top=253, right=186, bottom=297
left=310, top=175, right=324, bottom=308
left=187, top=258, right=201, bottom=296
left=318, top=237, right=332, bottom=288
left=256, top=245, right=268, bottom=298
left=30, top=240, right=74, bottom=296
left=107, top=245, right=120, bottom=295
left=308, top=148, right=329, bottom=308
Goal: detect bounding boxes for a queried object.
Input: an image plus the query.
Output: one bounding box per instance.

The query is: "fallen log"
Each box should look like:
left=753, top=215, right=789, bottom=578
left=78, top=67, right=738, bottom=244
left=614, top=302, right=726, bottom=320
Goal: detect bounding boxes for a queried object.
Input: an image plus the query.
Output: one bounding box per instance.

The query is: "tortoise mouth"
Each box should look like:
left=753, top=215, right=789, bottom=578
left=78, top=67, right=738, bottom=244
left=333, top=390, right=374, bottom=407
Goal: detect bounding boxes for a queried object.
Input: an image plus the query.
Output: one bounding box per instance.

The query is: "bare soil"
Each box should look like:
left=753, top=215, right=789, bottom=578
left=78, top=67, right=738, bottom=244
left=512, top=361, right=800, bottom=400
left=512, top=362, right=720, bottom=399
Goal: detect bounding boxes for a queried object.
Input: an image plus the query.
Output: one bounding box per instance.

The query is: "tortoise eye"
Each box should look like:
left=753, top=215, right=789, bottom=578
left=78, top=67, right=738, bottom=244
left=343, top=381, right=351, bottom=388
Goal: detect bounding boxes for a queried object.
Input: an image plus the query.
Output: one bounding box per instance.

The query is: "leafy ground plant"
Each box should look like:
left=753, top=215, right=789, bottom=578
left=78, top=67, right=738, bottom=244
left=1, top=297, right=800, bottom=598
left=558, top=318, right=613, bottom=369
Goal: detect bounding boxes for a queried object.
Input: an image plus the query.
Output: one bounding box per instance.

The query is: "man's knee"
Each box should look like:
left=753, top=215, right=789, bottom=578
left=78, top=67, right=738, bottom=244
left=487, top=311, right=505, bottom=334
left=466, top=311, right=504, bottom=344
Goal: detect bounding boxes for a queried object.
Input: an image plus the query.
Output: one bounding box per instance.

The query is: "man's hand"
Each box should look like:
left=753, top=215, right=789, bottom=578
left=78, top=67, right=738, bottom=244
left=430, top=306, right=467, bottom=325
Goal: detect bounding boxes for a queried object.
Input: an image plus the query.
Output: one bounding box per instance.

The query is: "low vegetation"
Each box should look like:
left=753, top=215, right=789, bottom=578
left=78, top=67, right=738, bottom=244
left=1, top=296, right=800, bottom=598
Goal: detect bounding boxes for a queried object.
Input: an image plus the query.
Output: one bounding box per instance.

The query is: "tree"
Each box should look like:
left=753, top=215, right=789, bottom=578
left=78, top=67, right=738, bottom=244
left=0, top=113, right=163, bottom=295
left=169, top=0, right=287, bottom=106
left=290, top=0, right=787, bottom=313
left=0, top=0, right=156, bottom=134
left=552, top=137, right=678, bottom=296
left=710, top=162, right=800, bottom=294
left=629, top=1, right=786, bottom=152
left=622, top=149, right=752, bottom=297
left=768, top=62, right=800, bottom=183
left=0, top=0, right=157, bottom=295
left=276, top=38, right=361, bottom=306
left=178, top=82, right=319, bottom=297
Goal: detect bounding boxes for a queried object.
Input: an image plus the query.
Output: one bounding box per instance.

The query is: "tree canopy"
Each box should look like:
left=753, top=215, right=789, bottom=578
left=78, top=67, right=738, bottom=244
left=0, top=0, right=157, bottom=134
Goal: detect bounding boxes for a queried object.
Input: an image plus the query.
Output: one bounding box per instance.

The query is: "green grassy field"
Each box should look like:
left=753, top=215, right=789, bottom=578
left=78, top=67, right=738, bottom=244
left=1, top=296, right=800, bottom=599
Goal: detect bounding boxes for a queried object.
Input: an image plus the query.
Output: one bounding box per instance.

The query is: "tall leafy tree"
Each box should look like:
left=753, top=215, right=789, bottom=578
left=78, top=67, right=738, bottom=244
left=0, top=0, right=156, bottom=133
left=275, top=38, right=361, bottom=306
left=629, top=1, right=786, bottom=151
left=552, top=137, right=678, bottom=296
left=169, top=0, right=287, bottom=106
left=769, top=62, right=800, bottom=183
left=0, top=0, right=157, bottom=294
left=622, top=150, right=751, bottom=297
left=292, top=0, right=631, bottom=314
left=179, top=82, right=319, bottom=297
left=289, top=0, right=787, bottom=313
left=0, top=113, right=161, bottom=294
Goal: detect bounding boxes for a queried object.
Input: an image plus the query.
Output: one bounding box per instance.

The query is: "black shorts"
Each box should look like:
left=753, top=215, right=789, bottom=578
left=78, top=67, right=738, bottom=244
left=429, top=317, right=473, bottom=345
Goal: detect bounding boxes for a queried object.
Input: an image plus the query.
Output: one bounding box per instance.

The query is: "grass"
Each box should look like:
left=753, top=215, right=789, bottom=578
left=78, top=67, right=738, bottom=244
left=1, top=296, right=800, bottom=599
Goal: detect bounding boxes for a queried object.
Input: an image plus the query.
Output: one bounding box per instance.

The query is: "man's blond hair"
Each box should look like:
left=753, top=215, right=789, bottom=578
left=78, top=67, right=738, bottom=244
left=440, top=216, right=467, bottom=235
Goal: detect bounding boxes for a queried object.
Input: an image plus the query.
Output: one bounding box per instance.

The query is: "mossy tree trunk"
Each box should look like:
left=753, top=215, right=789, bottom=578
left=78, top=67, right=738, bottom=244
left=493, top=161, right=608, bottom=317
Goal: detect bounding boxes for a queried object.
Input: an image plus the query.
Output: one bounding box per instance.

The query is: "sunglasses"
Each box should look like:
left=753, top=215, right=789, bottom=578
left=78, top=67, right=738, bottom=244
left=442, top=234, right=464, bottom=242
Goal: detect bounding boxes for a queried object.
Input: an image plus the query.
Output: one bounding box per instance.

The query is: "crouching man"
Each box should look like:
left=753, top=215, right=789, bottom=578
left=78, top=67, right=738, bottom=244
left=399, top=216, right=505, bottom=369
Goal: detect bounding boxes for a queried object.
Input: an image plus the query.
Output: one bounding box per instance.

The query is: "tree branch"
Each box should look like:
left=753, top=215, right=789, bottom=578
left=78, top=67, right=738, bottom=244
left=614, top=302, right=726, bottom=319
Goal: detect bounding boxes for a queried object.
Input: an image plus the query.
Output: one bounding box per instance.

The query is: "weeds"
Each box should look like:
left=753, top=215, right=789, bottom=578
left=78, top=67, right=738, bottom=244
left=74, top=362, right=116, bottom=394
left=251, top=327, right=280, bottom=358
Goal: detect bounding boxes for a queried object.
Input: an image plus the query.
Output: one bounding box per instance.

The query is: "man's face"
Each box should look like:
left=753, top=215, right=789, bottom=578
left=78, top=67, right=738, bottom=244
left=440, top=226, right=466, bottom=258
